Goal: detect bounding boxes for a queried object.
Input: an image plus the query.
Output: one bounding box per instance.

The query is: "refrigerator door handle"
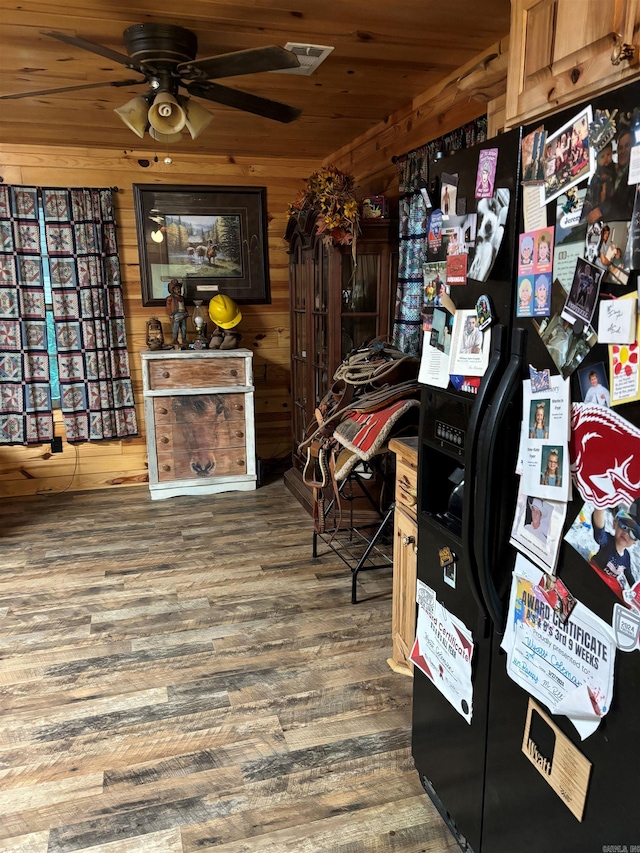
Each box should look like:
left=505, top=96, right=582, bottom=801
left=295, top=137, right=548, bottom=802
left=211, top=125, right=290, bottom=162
left=461, top=323, right=507, bottom=624
left=474, top=327, right=527, bottom=633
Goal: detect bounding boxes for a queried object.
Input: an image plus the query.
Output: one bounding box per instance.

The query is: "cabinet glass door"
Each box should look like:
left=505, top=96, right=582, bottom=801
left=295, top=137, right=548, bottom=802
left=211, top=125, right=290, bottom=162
left=291, top=242, right=307, bottom=446
left=341, top=252, right=379, bottom=356
left=313, top=240, right=329, bottom=406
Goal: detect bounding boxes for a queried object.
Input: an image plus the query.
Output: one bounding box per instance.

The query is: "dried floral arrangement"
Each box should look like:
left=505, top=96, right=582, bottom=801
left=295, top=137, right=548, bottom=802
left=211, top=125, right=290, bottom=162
left=287, top=165, right=360, bottom=246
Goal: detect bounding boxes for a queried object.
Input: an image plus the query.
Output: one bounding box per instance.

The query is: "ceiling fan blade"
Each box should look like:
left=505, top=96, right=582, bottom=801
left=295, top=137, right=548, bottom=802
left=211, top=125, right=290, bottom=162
left=41, top=30, right=146, bottom=74
left=179, top=45, right=299, bottom=80
left=186, top=81, right=302, bottom=123
left=0, top=78, right=143, bottom=100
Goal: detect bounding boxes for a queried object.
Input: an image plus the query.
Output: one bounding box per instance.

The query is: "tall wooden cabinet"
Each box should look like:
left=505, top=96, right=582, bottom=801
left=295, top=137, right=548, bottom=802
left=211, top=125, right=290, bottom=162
left=283, top=211, right=398, bottom=510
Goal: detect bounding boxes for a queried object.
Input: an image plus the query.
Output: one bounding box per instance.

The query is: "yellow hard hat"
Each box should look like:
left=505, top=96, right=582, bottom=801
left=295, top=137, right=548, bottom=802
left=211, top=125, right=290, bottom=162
left=208, top=294, right=242, bottom=329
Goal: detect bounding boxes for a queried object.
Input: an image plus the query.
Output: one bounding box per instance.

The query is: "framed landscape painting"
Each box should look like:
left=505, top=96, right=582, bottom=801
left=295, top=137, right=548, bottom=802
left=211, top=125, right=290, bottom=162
left=133, top=184, right=271, bottom=306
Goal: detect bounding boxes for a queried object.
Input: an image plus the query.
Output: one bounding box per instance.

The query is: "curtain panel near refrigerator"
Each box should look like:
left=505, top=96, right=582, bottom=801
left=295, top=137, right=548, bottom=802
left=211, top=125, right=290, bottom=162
left=393, top=118, right=488, bottom=357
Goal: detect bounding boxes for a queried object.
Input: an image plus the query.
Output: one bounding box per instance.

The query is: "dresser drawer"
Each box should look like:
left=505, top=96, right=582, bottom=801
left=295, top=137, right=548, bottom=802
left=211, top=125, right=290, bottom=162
left=148, top=357, right=245, bottom=390
left=155, top=423, right=246, bottom=454
left=395, top=457, right=418, bottom=522
left=157, top=449, right=247, bottom=481
left=153, top=393, right=246, bottom=424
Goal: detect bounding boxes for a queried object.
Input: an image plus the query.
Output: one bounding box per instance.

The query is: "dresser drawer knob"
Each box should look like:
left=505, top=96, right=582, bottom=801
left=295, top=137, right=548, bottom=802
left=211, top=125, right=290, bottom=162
left=160, top=436, right=169, bottom=444
left=235, top=430, right=244, bottom=438
left=161, top=464, right=171, bottom=472
left=161, top=370, right=170, bottom=379
left=230, top=369, right=238, bottom=377
left=157, top=406, right=168, bottom=415
left=237, top=458, right=245, bottom=466
left=233, top=403, right=244, bottom=411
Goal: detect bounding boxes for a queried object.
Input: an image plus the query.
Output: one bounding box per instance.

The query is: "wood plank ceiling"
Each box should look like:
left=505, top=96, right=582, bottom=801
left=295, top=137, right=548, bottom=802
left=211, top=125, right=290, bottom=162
left=0, top=0, right=511, bottom=161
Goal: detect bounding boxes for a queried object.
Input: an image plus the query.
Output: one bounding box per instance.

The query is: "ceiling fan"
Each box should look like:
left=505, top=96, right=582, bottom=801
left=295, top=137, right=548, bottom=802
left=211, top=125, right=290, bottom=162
left=0, top=24, right=303, bottom=142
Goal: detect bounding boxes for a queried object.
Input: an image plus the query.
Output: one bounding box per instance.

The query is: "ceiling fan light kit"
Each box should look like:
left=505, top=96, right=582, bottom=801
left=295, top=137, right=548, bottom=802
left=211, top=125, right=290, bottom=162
left=114, top=95, right=150, bottom=138
left=2, top=22, right=304, bottom=143
left=147, top=91, right=187, bottom=135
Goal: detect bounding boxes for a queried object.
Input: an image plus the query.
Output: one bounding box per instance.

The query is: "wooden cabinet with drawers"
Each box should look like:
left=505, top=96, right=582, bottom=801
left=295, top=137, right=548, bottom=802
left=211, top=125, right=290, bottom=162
left=388, top=436, right=419, bottom=677
left=141, top=349, right=256, bottom=500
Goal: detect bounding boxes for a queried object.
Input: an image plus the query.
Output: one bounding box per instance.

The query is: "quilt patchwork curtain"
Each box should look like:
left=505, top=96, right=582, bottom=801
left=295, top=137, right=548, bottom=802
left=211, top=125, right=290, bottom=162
left=392, top=117, right=488, bottom=356
left=42, top=187, right=137, bottom=442
left=0, top=186, right=54, bottom=444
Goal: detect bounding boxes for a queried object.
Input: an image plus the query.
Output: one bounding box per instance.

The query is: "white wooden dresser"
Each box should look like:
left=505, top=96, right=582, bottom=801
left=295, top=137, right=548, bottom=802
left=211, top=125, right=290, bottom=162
left=141, top=349, right=256, bottom=500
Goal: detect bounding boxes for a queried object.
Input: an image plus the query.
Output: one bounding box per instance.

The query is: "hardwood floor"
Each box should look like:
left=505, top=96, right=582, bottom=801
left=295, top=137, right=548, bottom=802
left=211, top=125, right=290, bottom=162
left=0, top=479, right=458, bottom=853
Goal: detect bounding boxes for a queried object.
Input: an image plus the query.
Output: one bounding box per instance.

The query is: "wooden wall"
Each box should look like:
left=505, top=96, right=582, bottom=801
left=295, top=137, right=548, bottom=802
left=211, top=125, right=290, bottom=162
left=0, top=39, right=509, bottom=498
left=0, top=147, right=318, bottom=497
left=325, top=39, right=509, bottom=197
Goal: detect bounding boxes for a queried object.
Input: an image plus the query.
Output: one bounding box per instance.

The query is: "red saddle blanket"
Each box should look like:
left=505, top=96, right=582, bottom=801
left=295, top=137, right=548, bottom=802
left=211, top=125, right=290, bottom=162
left=333, top=398, right=419, bottom=461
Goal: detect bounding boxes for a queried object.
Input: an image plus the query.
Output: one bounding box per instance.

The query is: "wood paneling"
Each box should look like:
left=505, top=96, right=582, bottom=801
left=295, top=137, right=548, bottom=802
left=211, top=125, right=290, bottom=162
left=0, top=145, right=317, bottom=496
left=0, top=1, right=511, bottom=160
left=326, top=39, right=509, bottom=198
left=0, top=479, right=460, bottom=853
left=0, top=32, right=513, bottom=497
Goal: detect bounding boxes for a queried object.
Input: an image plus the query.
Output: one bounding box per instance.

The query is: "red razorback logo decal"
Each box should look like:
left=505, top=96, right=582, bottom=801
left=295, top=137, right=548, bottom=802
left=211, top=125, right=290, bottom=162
left=570, top=404, right=640, bottom=508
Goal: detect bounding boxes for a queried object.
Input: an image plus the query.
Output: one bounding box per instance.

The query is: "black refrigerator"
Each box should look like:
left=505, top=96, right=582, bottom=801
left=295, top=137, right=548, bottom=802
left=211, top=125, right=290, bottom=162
left=412, top=79, right=640, bottom=853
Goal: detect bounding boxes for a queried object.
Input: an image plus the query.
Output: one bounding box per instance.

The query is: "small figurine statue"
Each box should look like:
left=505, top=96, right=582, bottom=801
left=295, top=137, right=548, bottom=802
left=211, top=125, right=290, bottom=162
left=166, top=279, right=188, bottom=349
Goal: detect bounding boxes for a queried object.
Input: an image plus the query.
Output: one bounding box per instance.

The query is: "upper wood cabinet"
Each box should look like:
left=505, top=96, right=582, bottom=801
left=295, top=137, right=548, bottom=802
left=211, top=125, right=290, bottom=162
left=505, top=0, right=640, bottom=128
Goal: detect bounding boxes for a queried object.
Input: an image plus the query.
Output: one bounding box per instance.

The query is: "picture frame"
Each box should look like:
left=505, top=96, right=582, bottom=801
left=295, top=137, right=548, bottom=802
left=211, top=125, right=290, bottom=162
left=542, top=106, right=594, bottom=205
left=133, top=184, right=271, bottom=307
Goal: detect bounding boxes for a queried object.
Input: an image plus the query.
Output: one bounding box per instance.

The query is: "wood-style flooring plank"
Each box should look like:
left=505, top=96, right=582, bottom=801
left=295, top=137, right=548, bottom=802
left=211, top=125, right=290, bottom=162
left=0, top=479, right=455, bottom=852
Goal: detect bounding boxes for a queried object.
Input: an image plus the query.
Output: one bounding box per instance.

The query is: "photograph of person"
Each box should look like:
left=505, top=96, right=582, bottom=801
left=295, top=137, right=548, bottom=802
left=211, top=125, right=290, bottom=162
left=578, top=363, right=610, bottom=407
left=422, top=261, right=449, bottom=308
left=561, top=258, right=603, bottom=326
left=543, top=106, right=593, bottom=204
left=533, top=274, right=551, bottom=317
left=519, top=234, right=534, bottom=270
left=591, top=503, right=639, bottom=594
left=566, top=501, right=640, bottom=610
left=517, top=276, right=533, bottom=317
left=524, top=497, right=550, bottom=543
left=540, top=446, right=563, bottom=487
left=461, top=314, right=483, bottom=354
left=521, top=126, right=546, bottom=183
left=583, top=123, right=635, bottom=224
left=582, top=141, right=616, bottom=223
left=429, top=307, right=453, bottom=355
left=536, top=231, right=552, bottom=270
left=537, top=309, right=597, bottom=378
left=595, top=220, right=630, bottom=285
left=529, top=400, right=550, bottom=438
left=510, top=485, right=567, bottom=574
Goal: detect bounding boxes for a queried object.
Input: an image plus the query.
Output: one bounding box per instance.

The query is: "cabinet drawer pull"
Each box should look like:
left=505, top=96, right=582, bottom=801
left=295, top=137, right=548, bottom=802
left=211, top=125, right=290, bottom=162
left=161, top=464, right=171, bottom=472
left=161, top=370, right=170, bottom=379
left=402, top=535, right=415, bottom=547
left=233, top=403, right=244, bottom=411
left=160, top=436, right=170, bottom=444
left=236, top=458, right=245, bottom=466
left=230, top=369, right=238, bottom=377
left=235, top=430, right=244, bottom=438
left=157, top=406, right=168, bottom=415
